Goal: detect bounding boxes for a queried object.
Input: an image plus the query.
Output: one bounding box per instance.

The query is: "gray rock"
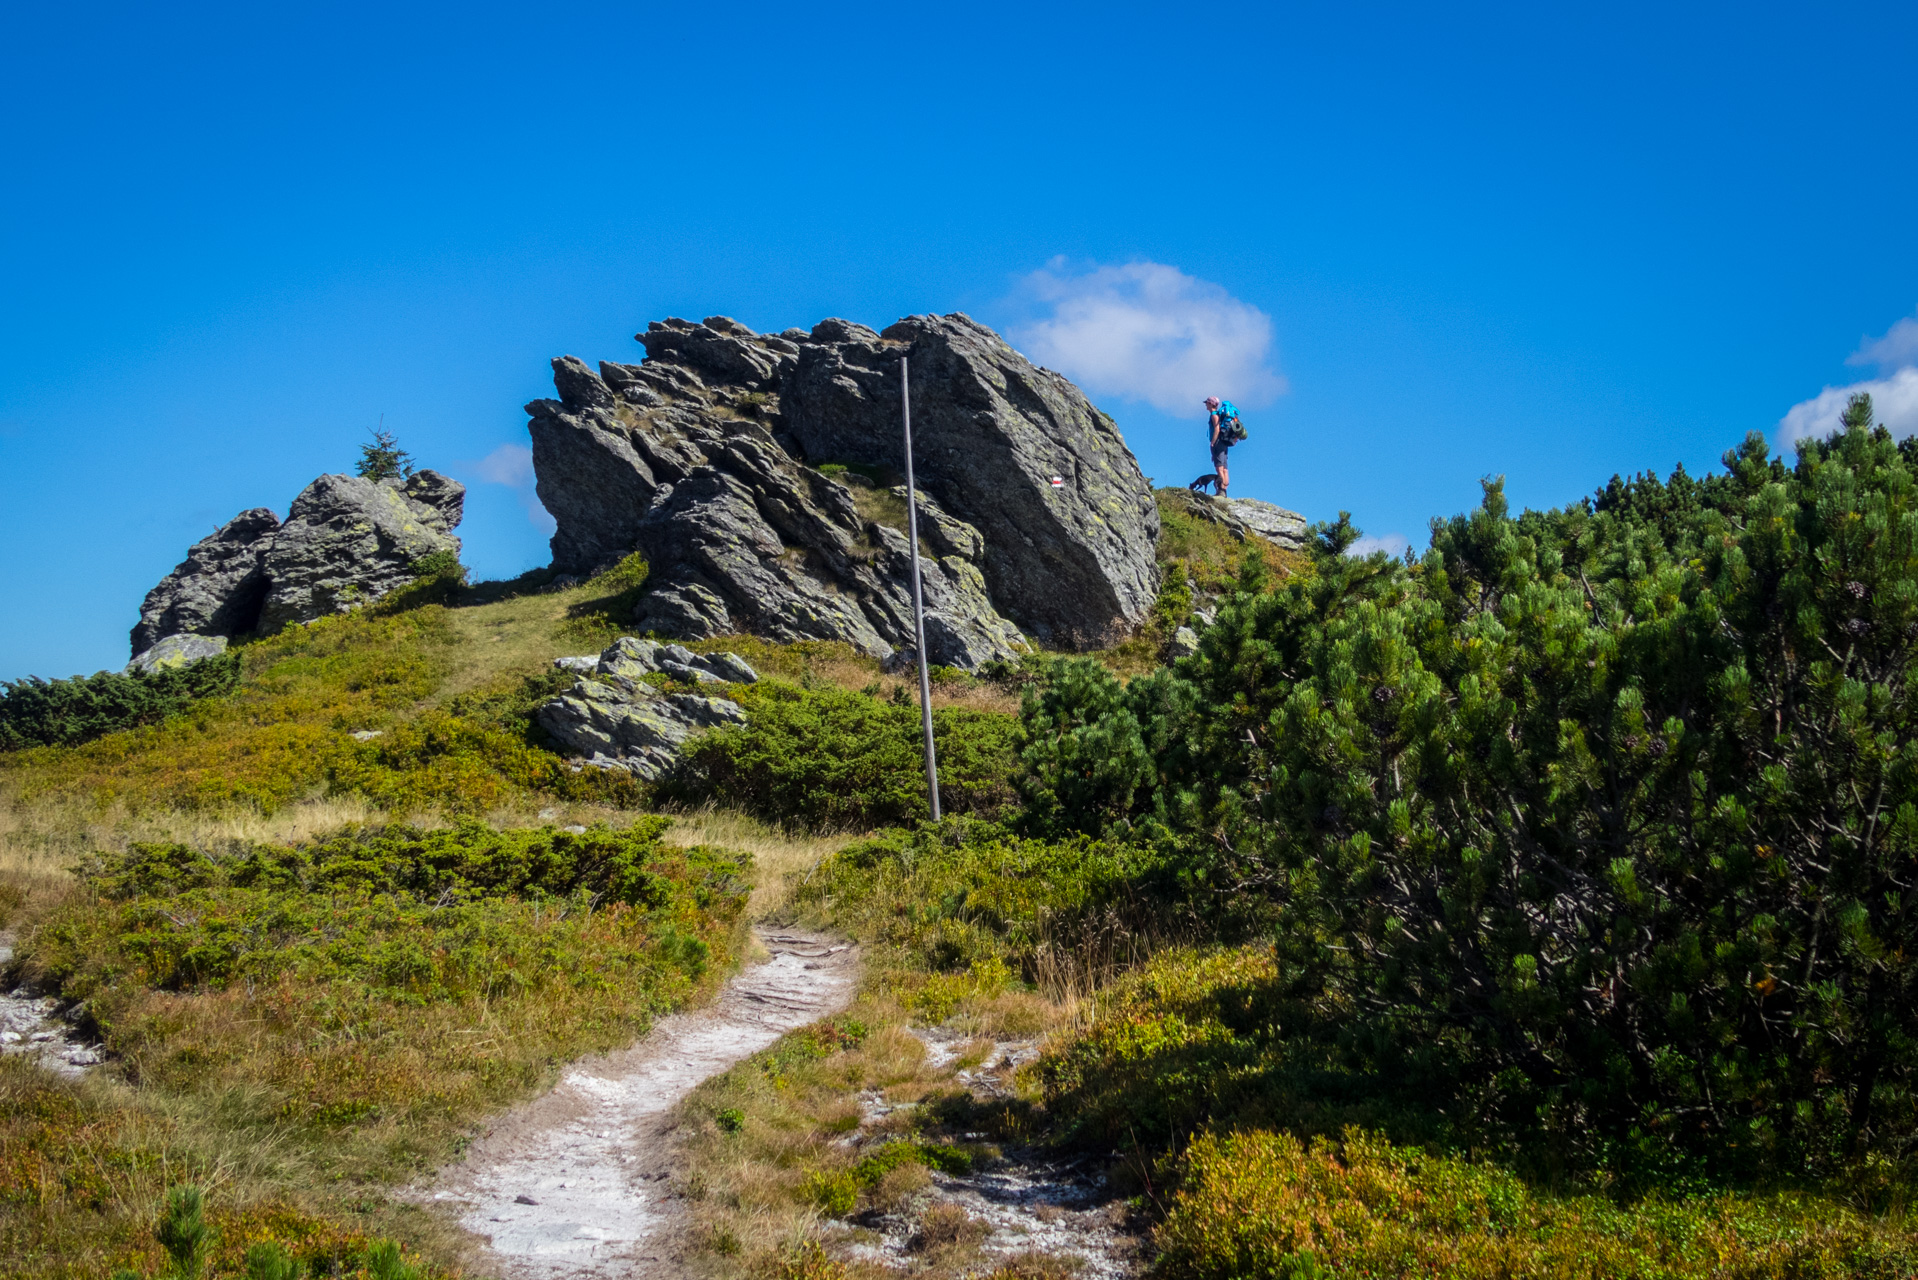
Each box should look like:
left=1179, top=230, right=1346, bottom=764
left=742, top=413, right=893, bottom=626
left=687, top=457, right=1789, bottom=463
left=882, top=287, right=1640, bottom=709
left=554, top=654, right=600, bottom=673
left=130, top=508, right=279, bottom=654
left=129, top=473, right=468, bottom=656
left=533, top=637, right=760, bottom=779
left=595, top=636, right=759, bottom=686
left=527, top=311, right=1157, bottom=666
left=1169, top=626, right=1201, bottom=658
left=403, top=469, right=466, bottom=531
left=784, top=313, right=1161, bottom=648
left=1161, top=488, right=1307, bottom=552
left=255, top=474, right=465, bottom=633
left=1224, top=498, right=1307, bottom=550
left=125, top=632, right=229, bottom=674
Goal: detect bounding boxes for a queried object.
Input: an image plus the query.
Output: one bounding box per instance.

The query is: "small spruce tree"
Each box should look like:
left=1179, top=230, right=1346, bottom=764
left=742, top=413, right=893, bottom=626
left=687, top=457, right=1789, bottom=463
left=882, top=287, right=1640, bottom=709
left=357, top=423, right=416, bottom=482
left=1842, top=390, right=1876, bottom=432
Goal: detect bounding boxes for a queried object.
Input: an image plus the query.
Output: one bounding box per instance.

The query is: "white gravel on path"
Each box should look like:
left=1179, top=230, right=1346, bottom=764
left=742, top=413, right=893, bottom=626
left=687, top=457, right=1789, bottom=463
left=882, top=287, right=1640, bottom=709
left=0, top=933, right=101, bottom=1078
left=428, top=930, right=857, bottom=1279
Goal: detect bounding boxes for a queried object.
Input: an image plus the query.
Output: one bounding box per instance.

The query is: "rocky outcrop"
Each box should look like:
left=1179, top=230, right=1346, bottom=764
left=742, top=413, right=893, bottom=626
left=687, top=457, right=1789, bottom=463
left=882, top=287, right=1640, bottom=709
left=131, top=471, right=465, bottom=655
left=1222, top=498, right=1308, bottom=550
left=1161, top=489, right=1307, bottom=552
left=534, top=637, right=757, bottom=779
left=782, top=314, right=1161, bottom=647
left=527, top=313, right=1160, bottom=666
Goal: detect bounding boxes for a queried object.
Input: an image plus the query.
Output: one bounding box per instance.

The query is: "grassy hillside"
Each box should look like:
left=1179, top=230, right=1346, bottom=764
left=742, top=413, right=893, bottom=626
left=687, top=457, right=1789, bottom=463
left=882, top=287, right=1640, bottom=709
left=21, top=454, right=1916, bottom=1280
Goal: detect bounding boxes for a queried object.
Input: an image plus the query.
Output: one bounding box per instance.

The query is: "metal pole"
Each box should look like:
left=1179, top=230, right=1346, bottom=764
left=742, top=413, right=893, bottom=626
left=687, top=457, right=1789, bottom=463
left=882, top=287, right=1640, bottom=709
left=901, top=355, right=942, bottom=821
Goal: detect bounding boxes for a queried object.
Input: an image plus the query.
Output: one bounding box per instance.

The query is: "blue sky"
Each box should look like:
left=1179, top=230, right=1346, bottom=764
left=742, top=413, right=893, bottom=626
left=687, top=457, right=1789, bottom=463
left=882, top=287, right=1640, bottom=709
left=3, top=1, right=1916, bottom=680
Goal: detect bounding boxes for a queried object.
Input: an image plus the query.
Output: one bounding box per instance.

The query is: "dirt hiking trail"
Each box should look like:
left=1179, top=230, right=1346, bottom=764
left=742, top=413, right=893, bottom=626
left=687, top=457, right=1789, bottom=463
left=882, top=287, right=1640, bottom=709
left=429, top=930, right=857, bottom=1279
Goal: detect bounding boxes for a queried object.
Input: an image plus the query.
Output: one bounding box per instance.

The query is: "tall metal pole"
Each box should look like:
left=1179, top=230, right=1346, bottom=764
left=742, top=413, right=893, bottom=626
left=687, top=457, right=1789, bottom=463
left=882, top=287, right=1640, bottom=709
left=901, top=355, right=942, bottom=821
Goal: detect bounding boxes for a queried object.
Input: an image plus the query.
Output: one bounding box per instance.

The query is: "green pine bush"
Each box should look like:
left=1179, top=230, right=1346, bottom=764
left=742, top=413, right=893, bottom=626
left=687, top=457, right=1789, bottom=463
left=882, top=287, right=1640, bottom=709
left=0, top=650, right=241, bottom=751
left=1021, top=424, right=1918, bottom=1181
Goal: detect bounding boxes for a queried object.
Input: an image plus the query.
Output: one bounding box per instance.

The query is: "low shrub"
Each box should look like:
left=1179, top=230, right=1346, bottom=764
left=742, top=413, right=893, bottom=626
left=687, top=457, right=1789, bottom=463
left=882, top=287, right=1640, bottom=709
left=802, top=819, right=1163, bottom=988
left=0, top=651, right=242, bottom=751
left=562, top=552, right=651, bottom=645
left=1155, top=1127, right=1918, bottom=1280
left=666, top=681, right=1021, bottom=830
left=0, top=1059, right=432, bottom=1280
left=17, top=819, right=749, bottom=1167
left=0, top=608, right=636, bottom=814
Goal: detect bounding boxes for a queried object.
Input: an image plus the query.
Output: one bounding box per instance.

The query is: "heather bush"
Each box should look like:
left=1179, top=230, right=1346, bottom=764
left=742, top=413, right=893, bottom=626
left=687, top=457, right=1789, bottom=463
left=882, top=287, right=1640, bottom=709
left=19, top=819, right=747, bottom=1147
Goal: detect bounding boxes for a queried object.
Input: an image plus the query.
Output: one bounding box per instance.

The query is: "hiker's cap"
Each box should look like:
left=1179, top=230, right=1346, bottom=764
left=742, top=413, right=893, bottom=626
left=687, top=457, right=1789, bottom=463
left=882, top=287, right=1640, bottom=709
left=1203, top=396, right=1221, bottom=409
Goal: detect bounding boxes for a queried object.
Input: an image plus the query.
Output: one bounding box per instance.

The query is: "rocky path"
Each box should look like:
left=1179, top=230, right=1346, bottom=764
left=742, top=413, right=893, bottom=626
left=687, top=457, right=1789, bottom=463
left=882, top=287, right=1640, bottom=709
left=428, top=930, right=857, bottom=1279
left=0, top=932, right=100, bottom=1078
left=832, top=1028, right=1141, bottom=1279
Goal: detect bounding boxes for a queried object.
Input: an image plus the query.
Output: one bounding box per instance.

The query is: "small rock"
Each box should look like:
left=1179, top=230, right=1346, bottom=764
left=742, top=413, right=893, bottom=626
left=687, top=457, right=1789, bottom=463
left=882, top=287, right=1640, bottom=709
left=553, top=655, right=599, bottom=673
left=563, top=825, right=587, bottom=834
left=538, top=808, right=557, bottom=820
left=350, top=730, right=384, bottom=742
left=125, top=632, right=228, bottom=674
left=1169, top=626, right=1200, bottom=658
left=515, top=1194, right=540, bottom=1206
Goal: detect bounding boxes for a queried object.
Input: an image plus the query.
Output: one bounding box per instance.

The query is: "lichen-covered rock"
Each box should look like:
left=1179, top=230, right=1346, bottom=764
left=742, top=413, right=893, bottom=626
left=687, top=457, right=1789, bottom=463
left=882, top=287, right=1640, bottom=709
left=526, top=311, right=1159, bottom=665
left=256, top=473, right=465, bottom=633
left=125, top=632, right=229, bottom=674
left=130, top=508, right=279, bottom=654
left=128, top=471, right=466, bottom=656
left=534, top=636, right=756, bottom=778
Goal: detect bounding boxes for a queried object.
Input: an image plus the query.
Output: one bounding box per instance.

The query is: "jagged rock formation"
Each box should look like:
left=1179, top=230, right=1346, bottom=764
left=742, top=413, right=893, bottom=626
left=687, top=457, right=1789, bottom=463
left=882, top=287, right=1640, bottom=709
left=131, top=471, right=464, bottom=657
left=527, top=313, right=1160, bottom=666
left=535, top=638, right=757, bottom=778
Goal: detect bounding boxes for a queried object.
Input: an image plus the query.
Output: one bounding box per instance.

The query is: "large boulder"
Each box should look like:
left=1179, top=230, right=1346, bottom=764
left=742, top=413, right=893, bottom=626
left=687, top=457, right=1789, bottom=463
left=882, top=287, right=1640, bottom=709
left=534, top=637, right=757, bottom=779
left=129, top=471, right=465, bottom=655
left=526, top=312, right=1159, bottom=665
left=125, top=632, right=230, bottom=674
left=130, top=508, right=279, bottom=654
left=1160, top=488, right=1308, bottom=552
left=256, top=473, right=464, bottom=633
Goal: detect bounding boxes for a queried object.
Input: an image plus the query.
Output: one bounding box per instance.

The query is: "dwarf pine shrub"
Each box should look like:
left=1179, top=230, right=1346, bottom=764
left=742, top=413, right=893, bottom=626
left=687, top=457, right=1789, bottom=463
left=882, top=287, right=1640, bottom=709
left=1022, top=426, right=1918, bottom=1180
left=0, top=650, right=241, bottom=750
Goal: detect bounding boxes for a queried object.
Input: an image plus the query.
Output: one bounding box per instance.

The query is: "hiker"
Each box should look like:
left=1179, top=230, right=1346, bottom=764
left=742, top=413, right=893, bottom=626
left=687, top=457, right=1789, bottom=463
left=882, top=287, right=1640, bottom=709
left=1190, top=395, right=1243, bottom=496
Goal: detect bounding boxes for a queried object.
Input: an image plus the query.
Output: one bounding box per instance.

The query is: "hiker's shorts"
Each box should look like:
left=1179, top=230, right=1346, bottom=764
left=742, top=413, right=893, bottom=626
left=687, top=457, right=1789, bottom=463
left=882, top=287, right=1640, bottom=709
left=1211, top=442, right=1231, bottom=469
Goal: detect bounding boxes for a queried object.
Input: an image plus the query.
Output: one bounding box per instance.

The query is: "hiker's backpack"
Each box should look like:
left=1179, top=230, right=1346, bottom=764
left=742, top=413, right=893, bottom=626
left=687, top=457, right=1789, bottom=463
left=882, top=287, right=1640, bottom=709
left=1218, top=401, right=1248, bottom=444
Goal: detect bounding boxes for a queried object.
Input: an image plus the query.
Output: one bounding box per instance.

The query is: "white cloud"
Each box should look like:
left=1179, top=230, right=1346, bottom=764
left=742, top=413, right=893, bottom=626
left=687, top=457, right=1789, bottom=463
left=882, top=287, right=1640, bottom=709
left=1848, top=308, right=1918, bottom=371
left=473, top=442, right=535, bottom=487
left=463, top=442, right=555, bottom=534
left=1011, top=260, right=1287, bottom=415
left=1778, top=310, right=1918, bottom=449
left=1348, top=532, right=1411, bottom=559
